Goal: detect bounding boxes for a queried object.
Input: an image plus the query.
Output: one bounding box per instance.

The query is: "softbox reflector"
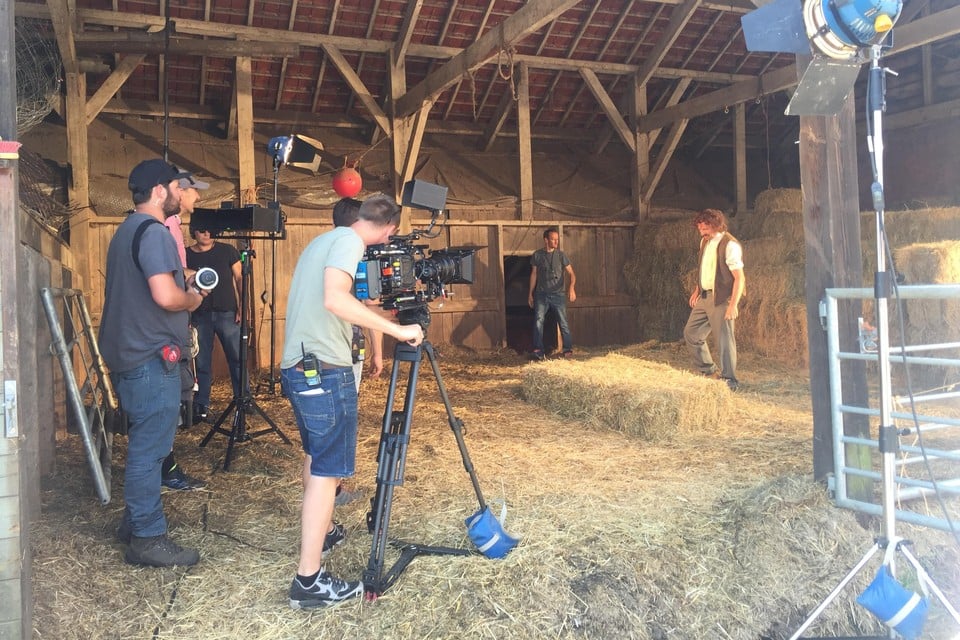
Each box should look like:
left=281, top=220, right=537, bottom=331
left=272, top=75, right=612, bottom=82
left=785, top=57, right=862, bottom=115
left=741, top=0, right=810, bottom=55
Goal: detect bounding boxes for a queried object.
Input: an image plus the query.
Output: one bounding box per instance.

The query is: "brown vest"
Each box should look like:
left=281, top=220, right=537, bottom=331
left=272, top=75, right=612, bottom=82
left=697, top=232, right=738, bottom=307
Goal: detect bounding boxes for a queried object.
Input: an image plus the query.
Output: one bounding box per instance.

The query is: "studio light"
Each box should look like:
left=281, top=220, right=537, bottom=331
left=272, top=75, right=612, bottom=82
left=266, top=134, right=324, bottom=173
left=741, top=0, right=902, bottom=115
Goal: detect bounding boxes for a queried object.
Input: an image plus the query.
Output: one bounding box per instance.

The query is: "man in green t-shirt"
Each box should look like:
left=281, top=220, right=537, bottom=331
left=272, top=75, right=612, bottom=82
left=281, top=194, right=423, bottom=609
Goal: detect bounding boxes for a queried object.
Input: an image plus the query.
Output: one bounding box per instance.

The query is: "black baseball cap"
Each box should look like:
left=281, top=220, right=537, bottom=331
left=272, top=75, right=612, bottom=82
left=128, top=159, right=190, bottom=194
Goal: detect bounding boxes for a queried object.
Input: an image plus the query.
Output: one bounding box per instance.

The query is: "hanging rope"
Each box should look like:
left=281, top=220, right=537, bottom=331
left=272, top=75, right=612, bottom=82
left=468, top=70, right=478, bottom=120
left=497, top=46, right=517, bottom=101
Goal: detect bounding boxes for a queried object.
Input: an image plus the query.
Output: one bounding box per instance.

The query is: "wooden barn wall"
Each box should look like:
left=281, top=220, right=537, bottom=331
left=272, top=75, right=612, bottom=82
left=86, top=212, right=638, bottom=371
left=18, top=209, right=75, bottom=506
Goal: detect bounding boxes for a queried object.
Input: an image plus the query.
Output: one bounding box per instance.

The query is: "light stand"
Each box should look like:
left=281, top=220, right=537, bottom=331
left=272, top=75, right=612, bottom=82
left=362, top=317, right=485, bottom=599
left=200, top=243, right=291, bottom=470
left=258, top=155, right=284, bottom=395
left=788, top=45, right=960, bottom=640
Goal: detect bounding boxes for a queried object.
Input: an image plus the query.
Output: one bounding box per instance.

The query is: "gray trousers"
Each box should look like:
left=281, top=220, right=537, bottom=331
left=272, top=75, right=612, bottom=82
left=683, top=291, right=738, bottom=381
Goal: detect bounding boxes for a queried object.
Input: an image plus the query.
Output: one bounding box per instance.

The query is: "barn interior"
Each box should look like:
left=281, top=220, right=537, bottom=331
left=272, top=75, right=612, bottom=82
left=3, top=0, right=960, bottom=638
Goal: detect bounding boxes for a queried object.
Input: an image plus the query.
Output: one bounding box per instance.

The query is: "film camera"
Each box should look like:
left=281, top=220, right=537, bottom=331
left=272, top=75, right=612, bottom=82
left=355, top=180, right=476, bottom=328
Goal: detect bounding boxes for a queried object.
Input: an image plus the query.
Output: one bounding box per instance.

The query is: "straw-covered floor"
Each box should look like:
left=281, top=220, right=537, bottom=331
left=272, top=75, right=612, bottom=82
left=32, top=343, right=960, bottom=639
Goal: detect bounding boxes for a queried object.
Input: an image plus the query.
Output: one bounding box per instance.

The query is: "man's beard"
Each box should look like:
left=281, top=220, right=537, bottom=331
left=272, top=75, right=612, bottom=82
left=161, top=190, right=180, bottom=219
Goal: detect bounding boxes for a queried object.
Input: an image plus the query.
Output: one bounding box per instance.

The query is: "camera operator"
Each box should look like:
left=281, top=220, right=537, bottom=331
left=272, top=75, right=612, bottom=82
left=281, top=193, right=423, bottom=609
left=98, top=159, right=207, bottom=567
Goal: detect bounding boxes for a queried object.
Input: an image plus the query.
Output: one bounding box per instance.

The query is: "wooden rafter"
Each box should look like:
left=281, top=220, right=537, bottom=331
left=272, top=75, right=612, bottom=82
left=344, top=0, right=382, bottom=116
left=273, top=0, right=300, bottom=111
left=310, top=0, right=341, bottom=113
left=532, top=2, right=601, bottom=126
left=85, top=53, right=144, bottom=125
left=322, top=44, right=391, bottom=137
left=394, top=0, right=582, bottom=117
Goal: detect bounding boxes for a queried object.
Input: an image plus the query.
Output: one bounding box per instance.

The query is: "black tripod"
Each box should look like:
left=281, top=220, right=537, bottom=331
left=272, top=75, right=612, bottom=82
left=200, top=245, right=291, bottom=470
left=363, top=333, right=487, bottom=599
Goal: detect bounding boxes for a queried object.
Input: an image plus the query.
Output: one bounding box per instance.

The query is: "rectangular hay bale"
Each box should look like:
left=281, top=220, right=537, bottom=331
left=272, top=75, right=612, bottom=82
left=520, top=353, right=733, bottom=441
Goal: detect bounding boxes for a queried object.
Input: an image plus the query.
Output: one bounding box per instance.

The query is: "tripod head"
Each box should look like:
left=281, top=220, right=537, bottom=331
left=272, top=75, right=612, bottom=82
left=397, top=305, right=431, bottom=333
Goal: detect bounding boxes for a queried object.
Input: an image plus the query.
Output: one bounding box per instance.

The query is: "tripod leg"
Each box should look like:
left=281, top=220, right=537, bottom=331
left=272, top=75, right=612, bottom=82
left=899, top=546, right=960, bottom=625
left=788, top=543, right=882, bottom=640
left=199, top=397, right=236, bottom=447
left=249, top=399, right=292, bottom=444
left=364, top=342, right=422, bottom=595
left=423, top=341, right=487, bottom=510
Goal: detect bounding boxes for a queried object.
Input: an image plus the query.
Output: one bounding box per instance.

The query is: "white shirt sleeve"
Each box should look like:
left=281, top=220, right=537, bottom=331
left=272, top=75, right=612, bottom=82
left=725, top=239, right=744, bottom=271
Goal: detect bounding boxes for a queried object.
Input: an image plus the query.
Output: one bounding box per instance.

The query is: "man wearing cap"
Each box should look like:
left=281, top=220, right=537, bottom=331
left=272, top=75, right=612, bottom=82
left=99, top=159, right=208, bottom=567
left=186, top=211, right=245, bottom=423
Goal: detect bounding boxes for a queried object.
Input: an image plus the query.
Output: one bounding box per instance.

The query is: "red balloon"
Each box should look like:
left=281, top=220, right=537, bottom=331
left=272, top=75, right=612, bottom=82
left=332, top=167, right=362, bottom=197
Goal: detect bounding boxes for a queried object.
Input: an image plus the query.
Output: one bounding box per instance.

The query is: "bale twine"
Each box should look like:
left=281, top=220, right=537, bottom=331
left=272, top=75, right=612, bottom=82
left=520, top=353, right=733, bottom=441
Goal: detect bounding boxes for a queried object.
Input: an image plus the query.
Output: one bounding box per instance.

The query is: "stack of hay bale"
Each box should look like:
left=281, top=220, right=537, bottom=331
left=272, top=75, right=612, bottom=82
left=730, top=189, right=810, bottom=368
left=863, top=207, right=960, bottom=390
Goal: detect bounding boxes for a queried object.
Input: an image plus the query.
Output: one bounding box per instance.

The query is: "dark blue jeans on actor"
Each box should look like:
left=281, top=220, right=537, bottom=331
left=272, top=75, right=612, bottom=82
left=193, top=310, right=245, bottom=409
left=113, top=357, right=181, bottom=537
left=532, top=292, right=572, bottom=353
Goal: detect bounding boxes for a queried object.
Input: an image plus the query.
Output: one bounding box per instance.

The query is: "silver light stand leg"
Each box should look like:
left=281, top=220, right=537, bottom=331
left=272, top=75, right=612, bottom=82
left=790, top=44, right=959, bottom=640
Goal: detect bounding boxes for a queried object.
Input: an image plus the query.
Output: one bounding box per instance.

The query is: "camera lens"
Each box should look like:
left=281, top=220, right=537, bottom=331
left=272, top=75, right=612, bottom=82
left=195, top=267, right=219, bottom=291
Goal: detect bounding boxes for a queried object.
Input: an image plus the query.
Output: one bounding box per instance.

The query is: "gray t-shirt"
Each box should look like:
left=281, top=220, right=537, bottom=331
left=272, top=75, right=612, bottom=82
left=281, top=226, right=364, bottom=369
left=99, top=212, right=190, bottom=373
left=531, top=248, right=571, bottom=295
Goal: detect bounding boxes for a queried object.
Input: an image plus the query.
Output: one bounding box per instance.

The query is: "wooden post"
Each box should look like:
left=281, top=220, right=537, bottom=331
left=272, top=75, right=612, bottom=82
left=631, top=76, right=650, bottom=221
left=516, top=62, right=533, bottom=220
left=235, top=57, right=256, bottom=205
left=0, top=1, right=29, bottom=637
left=734, top=103, right=747, bottom=214
left=798, top=68, right=870, bottom=483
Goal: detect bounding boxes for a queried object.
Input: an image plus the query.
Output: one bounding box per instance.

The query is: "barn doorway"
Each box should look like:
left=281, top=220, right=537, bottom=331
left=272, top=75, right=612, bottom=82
left=504, top=255, right=559, bottom=355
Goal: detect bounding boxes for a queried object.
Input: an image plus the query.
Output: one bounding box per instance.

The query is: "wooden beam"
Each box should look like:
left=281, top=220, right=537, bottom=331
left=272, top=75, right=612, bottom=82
left=642, top=118, right=688, bottom=202
left=273, top=0, right=299, bottom=111
left=64, top=72, right=89, bottom=209
left=85, top=54, right=144, bottom=125
left=18, top=4, right=756, bottom=84
left=734, top=102, right=747, bottom=213
left=799, top=87, right=869, bottom=482
left=321, top=44, right=391, bottom=137
left=637, top=63, right=799, bottom=133
left=481, top=86, right=515, bottom=152
left=235, top=56, right=255, bottom=205
left=594, top=0, right=701, bottom=153
left=517, top=62, right=533, bottom=220
left=394, top=0, right=581, bottom=117
left=630, top=78, right=650, bottom=221
left=45, top=0, right=78, bottom=74
left=888, top=3, right=960, bottom=54
left=74, top=32, right=300, bottom=57
left=394, top=0, right=423, bottom=62
left=579, top=68, right=635, bottom=153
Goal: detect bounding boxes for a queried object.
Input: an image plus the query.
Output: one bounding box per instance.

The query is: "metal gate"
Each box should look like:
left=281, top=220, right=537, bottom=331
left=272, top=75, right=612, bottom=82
left=822, top=284, right=960, bottom=532
left=40, top=287, right=119, bottom=504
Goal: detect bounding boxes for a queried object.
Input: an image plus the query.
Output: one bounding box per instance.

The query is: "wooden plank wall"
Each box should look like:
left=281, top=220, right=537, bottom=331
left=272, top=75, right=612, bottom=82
left=86, top=213, right=639, bottom=368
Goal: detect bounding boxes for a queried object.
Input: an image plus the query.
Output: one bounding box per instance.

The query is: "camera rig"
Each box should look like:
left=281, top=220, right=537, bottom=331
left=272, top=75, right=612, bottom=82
left=355, top=180, right=476, bottom=329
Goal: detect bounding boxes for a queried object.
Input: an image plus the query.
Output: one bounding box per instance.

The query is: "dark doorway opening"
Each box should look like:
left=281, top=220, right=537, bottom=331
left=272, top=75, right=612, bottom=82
left=504, top=255, right=558, bottom=355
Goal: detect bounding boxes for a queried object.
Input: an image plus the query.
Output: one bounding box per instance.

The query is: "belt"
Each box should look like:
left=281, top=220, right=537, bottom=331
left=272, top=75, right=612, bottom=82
left=294, top=359, right=343, bottom=371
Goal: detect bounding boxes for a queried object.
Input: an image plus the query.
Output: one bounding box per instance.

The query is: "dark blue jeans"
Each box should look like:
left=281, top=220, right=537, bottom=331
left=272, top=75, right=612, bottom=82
left=193, top=310, right=244, bottom=408
left=113, top=357, right=180, bottom=537
left=281, top=366, right=358, bottom=477
left=533, top=292, right=572, bottom=353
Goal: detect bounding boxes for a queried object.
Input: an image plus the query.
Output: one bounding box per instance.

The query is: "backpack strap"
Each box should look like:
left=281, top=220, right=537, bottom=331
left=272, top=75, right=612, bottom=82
left=132, top=218, right=163, bottom=272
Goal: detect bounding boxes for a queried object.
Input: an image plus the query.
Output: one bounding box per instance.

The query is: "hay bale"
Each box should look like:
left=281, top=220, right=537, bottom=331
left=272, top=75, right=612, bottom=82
left=753, top=188, right=802, bottom=217
left=649, top=219, right=697, bottom=252
left=743, top=235, right=805, bottom=266
left=758, top=210, right=805, bottom=241
left=520, top=353, right=733, bottom=441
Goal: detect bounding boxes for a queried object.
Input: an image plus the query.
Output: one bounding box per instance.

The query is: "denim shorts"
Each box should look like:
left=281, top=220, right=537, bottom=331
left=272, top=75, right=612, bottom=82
left=281, top=365, right=358, bottom=477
